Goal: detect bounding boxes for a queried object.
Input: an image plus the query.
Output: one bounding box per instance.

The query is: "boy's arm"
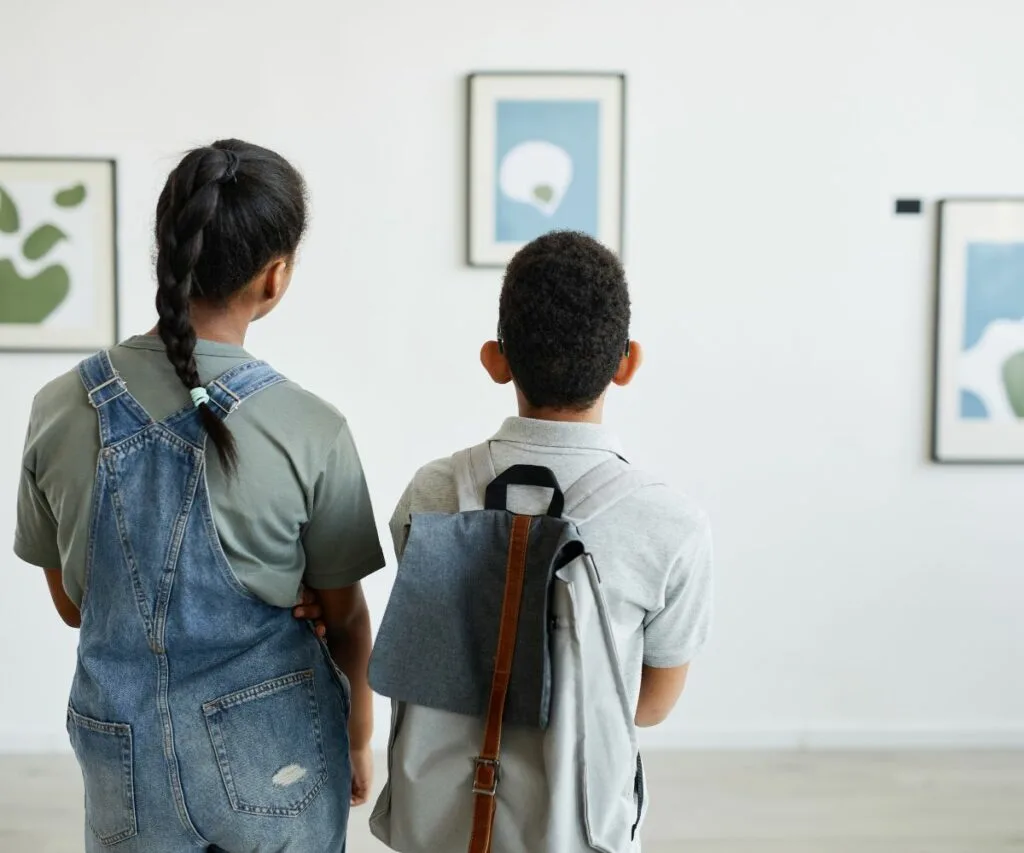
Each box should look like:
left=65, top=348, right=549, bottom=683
left=639, top=508, right=713, bottom=726
left=636, top=664, right=689, bottom=727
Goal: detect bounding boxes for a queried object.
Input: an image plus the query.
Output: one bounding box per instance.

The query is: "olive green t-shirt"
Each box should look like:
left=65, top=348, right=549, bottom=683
left=14, top=335, right=385, bottom=607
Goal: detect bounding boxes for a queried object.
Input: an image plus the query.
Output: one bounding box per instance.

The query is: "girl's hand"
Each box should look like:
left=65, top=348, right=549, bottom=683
left=350, top=745, right=374, bottom=806
left=292, top=586, right=327, bottom=638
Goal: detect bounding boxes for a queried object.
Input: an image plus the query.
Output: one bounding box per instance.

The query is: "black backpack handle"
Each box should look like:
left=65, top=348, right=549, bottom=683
left=484, top=465, right=564, bottom=518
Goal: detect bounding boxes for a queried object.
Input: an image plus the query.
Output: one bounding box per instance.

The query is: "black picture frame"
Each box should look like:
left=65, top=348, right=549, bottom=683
left=932, top=196, right=1024, bottom=464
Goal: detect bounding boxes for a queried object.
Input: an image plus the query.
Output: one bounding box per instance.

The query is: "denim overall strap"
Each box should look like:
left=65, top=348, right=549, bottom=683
left=78, top=351, right=152, bottom=446
left=202, top=360, right=286, bottom=419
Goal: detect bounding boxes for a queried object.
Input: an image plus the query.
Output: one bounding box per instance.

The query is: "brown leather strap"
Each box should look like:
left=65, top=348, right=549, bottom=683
left=467, top=514, right=532, bottom=853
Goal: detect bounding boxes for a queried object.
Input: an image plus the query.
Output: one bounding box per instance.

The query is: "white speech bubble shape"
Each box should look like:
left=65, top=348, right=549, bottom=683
left=499, top=141, right=574, bottom=216
left=959, top=317, right=1024, bottom=421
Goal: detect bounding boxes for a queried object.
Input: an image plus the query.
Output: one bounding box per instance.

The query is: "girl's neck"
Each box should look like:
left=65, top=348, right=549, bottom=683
left=150, top=301, right=251, bottom=347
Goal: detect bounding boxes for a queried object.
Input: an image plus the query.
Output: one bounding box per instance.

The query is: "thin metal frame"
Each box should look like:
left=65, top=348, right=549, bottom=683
left=466, top=71, right=627, bottom=268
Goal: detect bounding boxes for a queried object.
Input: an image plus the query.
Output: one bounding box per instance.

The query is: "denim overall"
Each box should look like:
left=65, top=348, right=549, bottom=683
left=66, top=352, right=352, bottom=853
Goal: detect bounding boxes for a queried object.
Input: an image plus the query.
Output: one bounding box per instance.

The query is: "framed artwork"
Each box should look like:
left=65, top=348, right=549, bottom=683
left=933, top=198, right=1024, bottom=463
left=0, top=157, right=117, bottom=352
left=467, top=72, right=625, bottom=267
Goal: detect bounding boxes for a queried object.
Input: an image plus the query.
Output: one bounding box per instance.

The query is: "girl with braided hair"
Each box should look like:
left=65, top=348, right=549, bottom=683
left=15, top=140, right=382, bottom=852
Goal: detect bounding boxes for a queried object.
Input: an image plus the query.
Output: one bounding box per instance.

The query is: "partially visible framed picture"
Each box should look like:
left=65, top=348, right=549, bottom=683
left=933, top=198, right=1024, bottom=463
left=467, top=72, right=625, bottom=267
left=0, top=157, right=117, bottom=352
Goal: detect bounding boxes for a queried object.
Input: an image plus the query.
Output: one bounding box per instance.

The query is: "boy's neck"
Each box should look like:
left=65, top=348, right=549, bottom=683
left=517, top=393, right=604, bottom=425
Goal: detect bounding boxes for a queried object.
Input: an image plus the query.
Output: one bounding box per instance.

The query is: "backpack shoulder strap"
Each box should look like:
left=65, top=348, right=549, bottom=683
left=451, top=442, right=497, bottom=512
left=563, top=458, right=663, bottom=525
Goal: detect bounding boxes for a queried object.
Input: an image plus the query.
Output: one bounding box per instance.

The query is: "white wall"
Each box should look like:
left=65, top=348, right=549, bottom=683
left=2, top=0, right=1023, bottom=752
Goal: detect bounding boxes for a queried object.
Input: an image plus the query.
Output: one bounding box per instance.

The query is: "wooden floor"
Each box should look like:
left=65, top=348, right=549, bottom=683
left=1, top=751, right=1022, bottom=852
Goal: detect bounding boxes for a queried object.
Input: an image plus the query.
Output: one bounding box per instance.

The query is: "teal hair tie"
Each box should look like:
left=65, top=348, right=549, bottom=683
left=190, top=387, right=210, bottom=408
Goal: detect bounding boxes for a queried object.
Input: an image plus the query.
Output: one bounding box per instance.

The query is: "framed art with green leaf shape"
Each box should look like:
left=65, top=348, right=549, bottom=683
left=0, top=158, right=117, bottom=351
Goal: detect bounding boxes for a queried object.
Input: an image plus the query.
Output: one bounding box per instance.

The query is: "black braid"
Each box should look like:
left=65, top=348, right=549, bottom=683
left=155, top=148, right=239, bottom=471
left=153, top=141, right=307, bottom=473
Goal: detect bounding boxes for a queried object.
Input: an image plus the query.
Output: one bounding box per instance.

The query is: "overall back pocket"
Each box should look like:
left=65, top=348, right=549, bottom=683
left=202, top=669, right=328, bottom=817
left=66, top=706, right=137, bottom=847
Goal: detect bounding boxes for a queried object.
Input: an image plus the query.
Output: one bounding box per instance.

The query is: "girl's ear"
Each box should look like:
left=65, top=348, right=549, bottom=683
left=612, top=340, right=643, bottom=387
left=480, top=340, right=513, bottom=385
left=250, top=257, right=292, bottom=321
left=263, top=258, right=291, bottom=303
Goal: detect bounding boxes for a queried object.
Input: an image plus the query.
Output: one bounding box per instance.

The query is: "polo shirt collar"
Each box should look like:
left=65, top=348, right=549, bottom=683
left=491, top=417, right=627, bottom=460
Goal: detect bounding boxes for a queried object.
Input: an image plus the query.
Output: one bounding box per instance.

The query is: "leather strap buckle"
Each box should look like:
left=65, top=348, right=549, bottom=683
left=472, top=757, right=501, bottom=796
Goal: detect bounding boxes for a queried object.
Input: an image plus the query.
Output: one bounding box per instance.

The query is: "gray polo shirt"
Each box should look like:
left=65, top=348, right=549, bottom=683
left=390, top=417, right=713, bottom=714
left=15, top=335, right=385, bottom=608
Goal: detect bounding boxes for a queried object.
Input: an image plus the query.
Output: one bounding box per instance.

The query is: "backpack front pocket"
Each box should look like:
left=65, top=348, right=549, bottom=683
left=66, top=706, right=137, bottom=847
left=202, top=669, right=329, bottom=817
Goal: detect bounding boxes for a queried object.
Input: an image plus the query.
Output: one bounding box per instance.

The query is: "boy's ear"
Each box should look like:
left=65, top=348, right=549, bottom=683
left=612, top=340, right=643, bottom=387
left=480, top=341, right=513, bottom=385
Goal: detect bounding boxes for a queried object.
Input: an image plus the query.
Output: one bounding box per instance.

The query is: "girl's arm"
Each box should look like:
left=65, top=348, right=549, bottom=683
left=44, top=568, right=81, bottom=628
left=313, top=582, right=374, bottom=805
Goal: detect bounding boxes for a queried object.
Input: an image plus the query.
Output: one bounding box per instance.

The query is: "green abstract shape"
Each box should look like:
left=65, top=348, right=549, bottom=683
left=0, top=185, right=19, bottom=233
left=54, top=183, right=87, bottom=208
left=0, top=259, right=70, bottom=322
left=1003, top=350, right=1024, bottom=417
left=23, top=224, right=68, bottom=261
left=533, top=184, right=554, bottom=204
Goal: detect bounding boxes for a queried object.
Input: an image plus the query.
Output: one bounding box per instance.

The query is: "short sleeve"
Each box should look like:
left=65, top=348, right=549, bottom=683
left=387, top=459, right=460, bottom=562
left=643, top=511, right=713, bottom=668
left=301, top=421, right=385, bottom=589
left=13, top=419, right=60, bottom=569
left=389, top=481, right=415, bottom=561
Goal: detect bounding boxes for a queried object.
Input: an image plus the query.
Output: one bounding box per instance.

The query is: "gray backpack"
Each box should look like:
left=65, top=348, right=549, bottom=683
left=369, top=444, right=656, bottom=853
